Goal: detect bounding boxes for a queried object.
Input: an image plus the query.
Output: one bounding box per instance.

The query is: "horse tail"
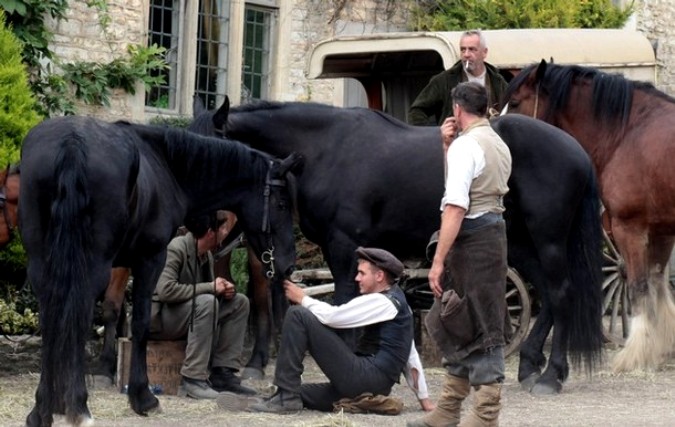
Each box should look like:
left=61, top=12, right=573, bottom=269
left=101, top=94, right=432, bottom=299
left=41, top=138, right=94, bottom=421
left=567, top=165, right=604, bottom=373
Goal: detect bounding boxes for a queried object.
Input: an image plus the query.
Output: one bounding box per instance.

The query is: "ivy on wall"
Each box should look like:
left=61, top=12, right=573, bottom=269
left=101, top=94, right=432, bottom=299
left=409, top=0, right=633, bottom=31
left=0, top=0, right=168, bottom=116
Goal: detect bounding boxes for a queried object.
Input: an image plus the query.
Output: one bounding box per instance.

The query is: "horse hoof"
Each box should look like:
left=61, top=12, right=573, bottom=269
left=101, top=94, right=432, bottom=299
left=519, top=373, right=540, bottom=392
left=531, top=380, right=563, bottom=395
left=241, top=367, right=265, bottom=380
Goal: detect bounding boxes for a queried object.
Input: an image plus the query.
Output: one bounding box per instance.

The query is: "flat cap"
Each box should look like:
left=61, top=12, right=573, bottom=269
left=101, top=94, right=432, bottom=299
left=355, top=247, right=405, bottom=278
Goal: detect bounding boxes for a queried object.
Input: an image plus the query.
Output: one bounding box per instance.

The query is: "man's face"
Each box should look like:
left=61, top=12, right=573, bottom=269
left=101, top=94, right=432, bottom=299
left=459, top=34, right=487, bottom=75
left=355, top=260, right=382, bottom=294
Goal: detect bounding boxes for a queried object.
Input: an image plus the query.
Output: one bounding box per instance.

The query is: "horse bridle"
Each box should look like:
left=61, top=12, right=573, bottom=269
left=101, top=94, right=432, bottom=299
left=532, top=82, right=541, bottom=118
left=259, top=159, right=289, bottom=279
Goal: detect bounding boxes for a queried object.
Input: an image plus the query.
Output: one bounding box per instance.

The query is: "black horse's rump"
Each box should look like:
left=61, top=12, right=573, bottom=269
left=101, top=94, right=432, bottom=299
left=19, top=115, right=300, bottom=426
left=195, top=100, right=604, bottom=395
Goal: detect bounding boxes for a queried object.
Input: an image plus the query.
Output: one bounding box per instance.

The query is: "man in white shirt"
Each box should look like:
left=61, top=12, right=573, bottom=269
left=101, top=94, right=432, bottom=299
left=247, top=247, right=434, bottom=414
left=409, top=82, right=511, bottom=427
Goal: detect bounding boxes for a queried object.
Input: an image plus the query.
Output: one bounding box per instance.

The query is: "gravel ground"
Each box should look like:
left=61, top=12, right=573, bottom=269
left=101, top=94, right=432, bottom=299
left=1, top=336, right=675, bottom=427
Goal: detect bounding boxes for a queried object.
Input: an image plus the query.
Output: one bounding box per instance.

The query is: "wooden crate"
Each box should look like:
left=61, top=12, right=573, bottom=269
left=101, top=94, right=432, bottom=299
left=116, top=338, right=186, bottom=395
left=415, top=309, right=443, bottom=367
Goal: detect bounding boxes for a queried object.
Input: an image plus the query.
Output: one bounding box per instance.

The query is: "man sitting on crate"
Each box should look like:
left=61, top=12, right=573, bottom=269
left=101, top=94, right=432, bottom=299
left=150, top=211, right=256, bottom=399
left=228, top=247, right=434, bottom=414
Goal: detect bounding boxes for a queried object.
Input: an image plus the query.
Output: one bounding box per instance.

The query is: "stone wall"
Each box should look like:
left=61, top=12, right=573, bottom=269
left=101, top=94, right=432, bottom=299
left=633, top=0, right=675, bottom=94
left=285, top=0, right=412, bottom=104
left=45, top=0, right=146, bottom=121
left=42, top=0, right=675, bottom=121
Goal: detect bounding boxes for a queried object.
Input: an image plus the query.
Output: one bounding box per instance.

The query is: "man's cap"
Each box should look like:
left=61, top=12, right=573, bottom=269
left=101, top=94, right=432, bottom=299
left=355, top=247, right=405, bottom=278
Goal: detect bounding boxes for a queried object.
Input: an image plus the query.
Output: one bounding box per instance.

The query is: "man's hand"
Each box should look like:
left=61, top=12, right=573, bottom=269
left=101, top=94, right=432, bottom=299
left=215, top=277, right=236, bottom=300
left=440, top=117, right=458, bottom=152
left=283, top=280, right=305, bottom=305
left=419, top=397, right=435, bottom=412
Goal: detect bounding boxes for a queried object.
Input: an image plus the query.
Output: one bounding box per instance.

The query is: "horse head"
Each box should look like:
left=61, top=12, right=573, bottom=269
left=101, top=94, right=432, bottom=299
left=237, top=152, right=303, bottom=280
left=502, top=59, right=550, bottom=119
left=0, top=164, right=20, bottom=249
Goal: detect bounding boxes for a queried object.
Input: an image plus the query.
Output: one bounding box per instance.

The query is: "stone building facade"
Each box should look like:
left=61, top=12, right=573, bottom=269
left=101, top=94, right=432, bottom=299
left=45, top=0, right=674, bottom=122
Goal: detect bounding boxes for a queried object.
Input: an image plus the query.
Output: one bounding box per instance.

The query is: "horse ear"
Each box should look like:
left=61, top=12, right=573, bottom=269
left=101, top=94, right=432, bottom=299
left=535, top=59, right=547, bottom=82
left=278, top=152, right=304, bottom=176
left=549, top=56, right=554, bottom=64
left=193, top=94, right=205, bottom=117
left=213, top=96, right=230, bottom=131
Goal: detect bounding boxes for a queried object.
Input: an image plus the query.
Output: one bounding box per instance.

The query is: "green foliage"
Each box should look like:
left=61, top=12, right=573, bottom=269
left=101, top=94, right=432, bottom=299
left=0, top=283, right=38, bottom=335
left=230, top=248, right=250, bottom=294
left=410, top=0, right=633, bottom=31
left=60, top=44, right=169, bottom=107
left=0, top=11, right=41, bottom=166
left=0, top=11, right=40, bottom=276
left=148, top=115, right=193, bottom=128
left=1, top=1, right=168, bottom=115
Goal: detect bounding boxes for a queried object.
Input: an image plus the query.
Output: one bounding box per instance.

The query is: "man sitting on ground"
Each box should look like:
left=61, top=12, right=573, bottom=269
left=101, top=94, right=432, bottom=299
left=243, top=247, right=434, bottom=413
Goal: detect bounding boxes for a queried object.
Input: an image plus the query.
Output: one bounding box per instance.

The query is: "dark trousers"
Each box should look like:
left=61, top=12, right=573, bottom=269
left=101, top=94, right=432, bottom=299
left=275, top=305, right=394, bottom=411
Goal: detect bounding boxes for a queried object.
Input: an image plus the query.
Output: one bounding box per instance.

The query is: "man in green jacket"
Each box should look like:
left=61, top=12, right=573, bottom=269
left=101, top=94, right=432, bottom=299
left=407, top=30, right=508, bottom=126
left=150, top=211, right=255, bottom=399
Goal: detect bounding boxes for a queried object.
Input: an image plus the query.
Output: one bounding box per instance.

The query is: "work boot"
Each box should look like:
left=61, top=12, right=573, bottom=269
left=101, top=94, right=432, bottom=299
left=248, top=388, right=303, bottom=414
left=458, top=383, right=502, bottom=427
left=177, top=376, right=221, bottom=399
left=407, top=374, right=470, bottom=427
left=209, top=367, right=257, bottom=396
left=216, top=391, right=263, bottom=411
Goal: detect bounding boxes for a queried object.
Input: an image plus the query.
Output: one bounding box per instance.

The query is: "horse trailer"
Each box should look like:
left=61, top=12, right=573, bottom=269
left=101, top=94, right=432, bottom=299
left=306, top=28, right=657, bottom=120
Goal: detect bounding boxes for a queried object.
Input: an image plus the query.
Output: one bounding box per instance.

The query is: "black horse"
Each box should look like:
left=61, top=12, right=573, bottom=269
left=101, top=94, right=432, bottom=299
left=19, top=116, right=301, bottom=427
left=193, top=100, right=605, bottom=396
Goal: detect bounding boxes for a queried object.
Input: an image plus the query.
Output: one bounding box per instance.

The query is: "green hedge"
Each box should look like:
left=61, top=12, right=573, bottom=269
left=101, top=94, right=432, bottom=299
left=410, top=0, right=633, bottom=31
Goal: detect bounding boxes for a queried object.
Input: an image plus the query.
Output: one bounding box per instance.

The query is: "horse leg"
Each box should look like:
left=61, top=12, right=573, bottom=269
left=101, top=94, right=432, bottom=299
left=91, top=267, right=131, bottom=385
left=648, top=236, right=675, bottom=362
left=507, top=235, right=551, bottom=389
left=127, top=258, right=161, bottom=415
left=614, top=225, right=675, bottom=371
left=242, top=248, right=272, bottom=380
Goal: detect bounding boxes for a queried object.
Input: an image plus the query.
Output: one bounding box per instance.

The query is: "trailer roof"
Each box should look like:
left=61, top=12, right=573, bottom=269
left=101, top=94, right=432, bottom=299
left=307, top=28, right=657, bottom=82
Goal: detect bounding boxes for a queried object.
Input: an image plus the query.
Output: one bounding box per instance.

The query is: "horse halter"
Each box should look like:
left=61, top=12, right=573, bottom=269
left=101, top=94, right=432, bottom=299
left=260, top=160, right=289, bottom=279
left=532, top=82, right=541, bottom=118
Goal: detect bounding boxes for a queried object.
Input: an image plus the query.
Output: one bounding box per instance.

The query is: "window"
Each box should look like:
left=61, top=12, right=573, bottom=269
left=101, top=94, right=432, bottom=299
left=146, top=0, right=179, bottom=110
left=242, top=5, right=274, bottom=101
left=146, top=0, right=231, bottom=113
left=145, top=0, right=277, bottom=114
left=196, top=1, right=230, bottom=110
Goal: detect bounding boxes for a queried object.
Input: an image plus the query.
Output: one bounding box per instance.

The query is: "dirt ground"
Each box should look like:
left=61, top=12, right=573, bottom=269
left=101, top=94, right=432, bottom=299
left=1, top=337, right=674, bottom=427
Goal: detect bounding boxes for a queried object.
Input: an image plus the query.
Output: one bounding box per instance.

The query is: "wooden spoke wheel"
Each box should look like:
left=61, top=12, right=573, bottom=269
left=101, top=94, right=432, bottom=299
left=602, top=229, right=630, bottom=346
left=504, top=267, right=531, bottom=357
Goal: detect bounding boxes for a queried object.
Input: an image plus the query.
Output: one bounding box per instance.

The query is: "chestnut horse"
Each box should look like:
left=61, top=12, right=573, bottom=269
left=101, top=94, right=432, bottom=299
left=503, top=60, right=675, bottom=372
left=0, top=164, right=19, bottom=248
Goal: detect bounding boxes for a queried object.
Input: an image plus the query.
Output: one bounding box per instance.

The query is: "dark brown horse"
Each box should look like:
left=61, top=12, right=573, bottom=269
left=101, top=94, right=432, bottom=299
left=503, top=60, right=675, bottom=372
left=0, top=164, right=19, bottom=248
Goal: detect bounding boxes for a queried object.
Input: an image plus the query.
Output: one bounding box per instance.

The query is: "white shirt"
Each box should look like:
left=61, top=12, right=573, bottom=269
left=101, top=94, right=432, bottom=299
left=441, top=133, right=486, bottom=218
left=301, top=293, right=430, bottom=400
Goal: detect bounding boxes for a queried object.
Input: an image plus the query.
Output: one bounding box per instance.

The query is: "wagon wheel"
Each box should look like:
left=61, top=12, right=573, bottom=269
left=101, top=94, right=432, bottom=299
left=504, top=267, right=531, bottom=357
left=602, top=229, right=630, bottom=346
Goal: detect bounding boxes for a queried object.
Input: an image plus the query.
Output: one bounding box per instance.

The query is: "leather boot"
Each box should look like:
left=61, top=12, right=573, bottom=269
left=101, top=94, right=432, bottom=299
left=407, top=374, right=470, bottom=427
left=458, top=383, right=502, bottom=427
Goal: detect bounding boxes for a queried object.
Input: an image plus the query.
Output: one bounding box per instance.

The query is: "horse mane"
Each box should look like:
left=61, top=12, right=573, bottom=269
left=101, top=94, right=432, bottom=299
left=507, top=63, right=675, bottom=129
left=121, top=122, right=268, bottom=184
